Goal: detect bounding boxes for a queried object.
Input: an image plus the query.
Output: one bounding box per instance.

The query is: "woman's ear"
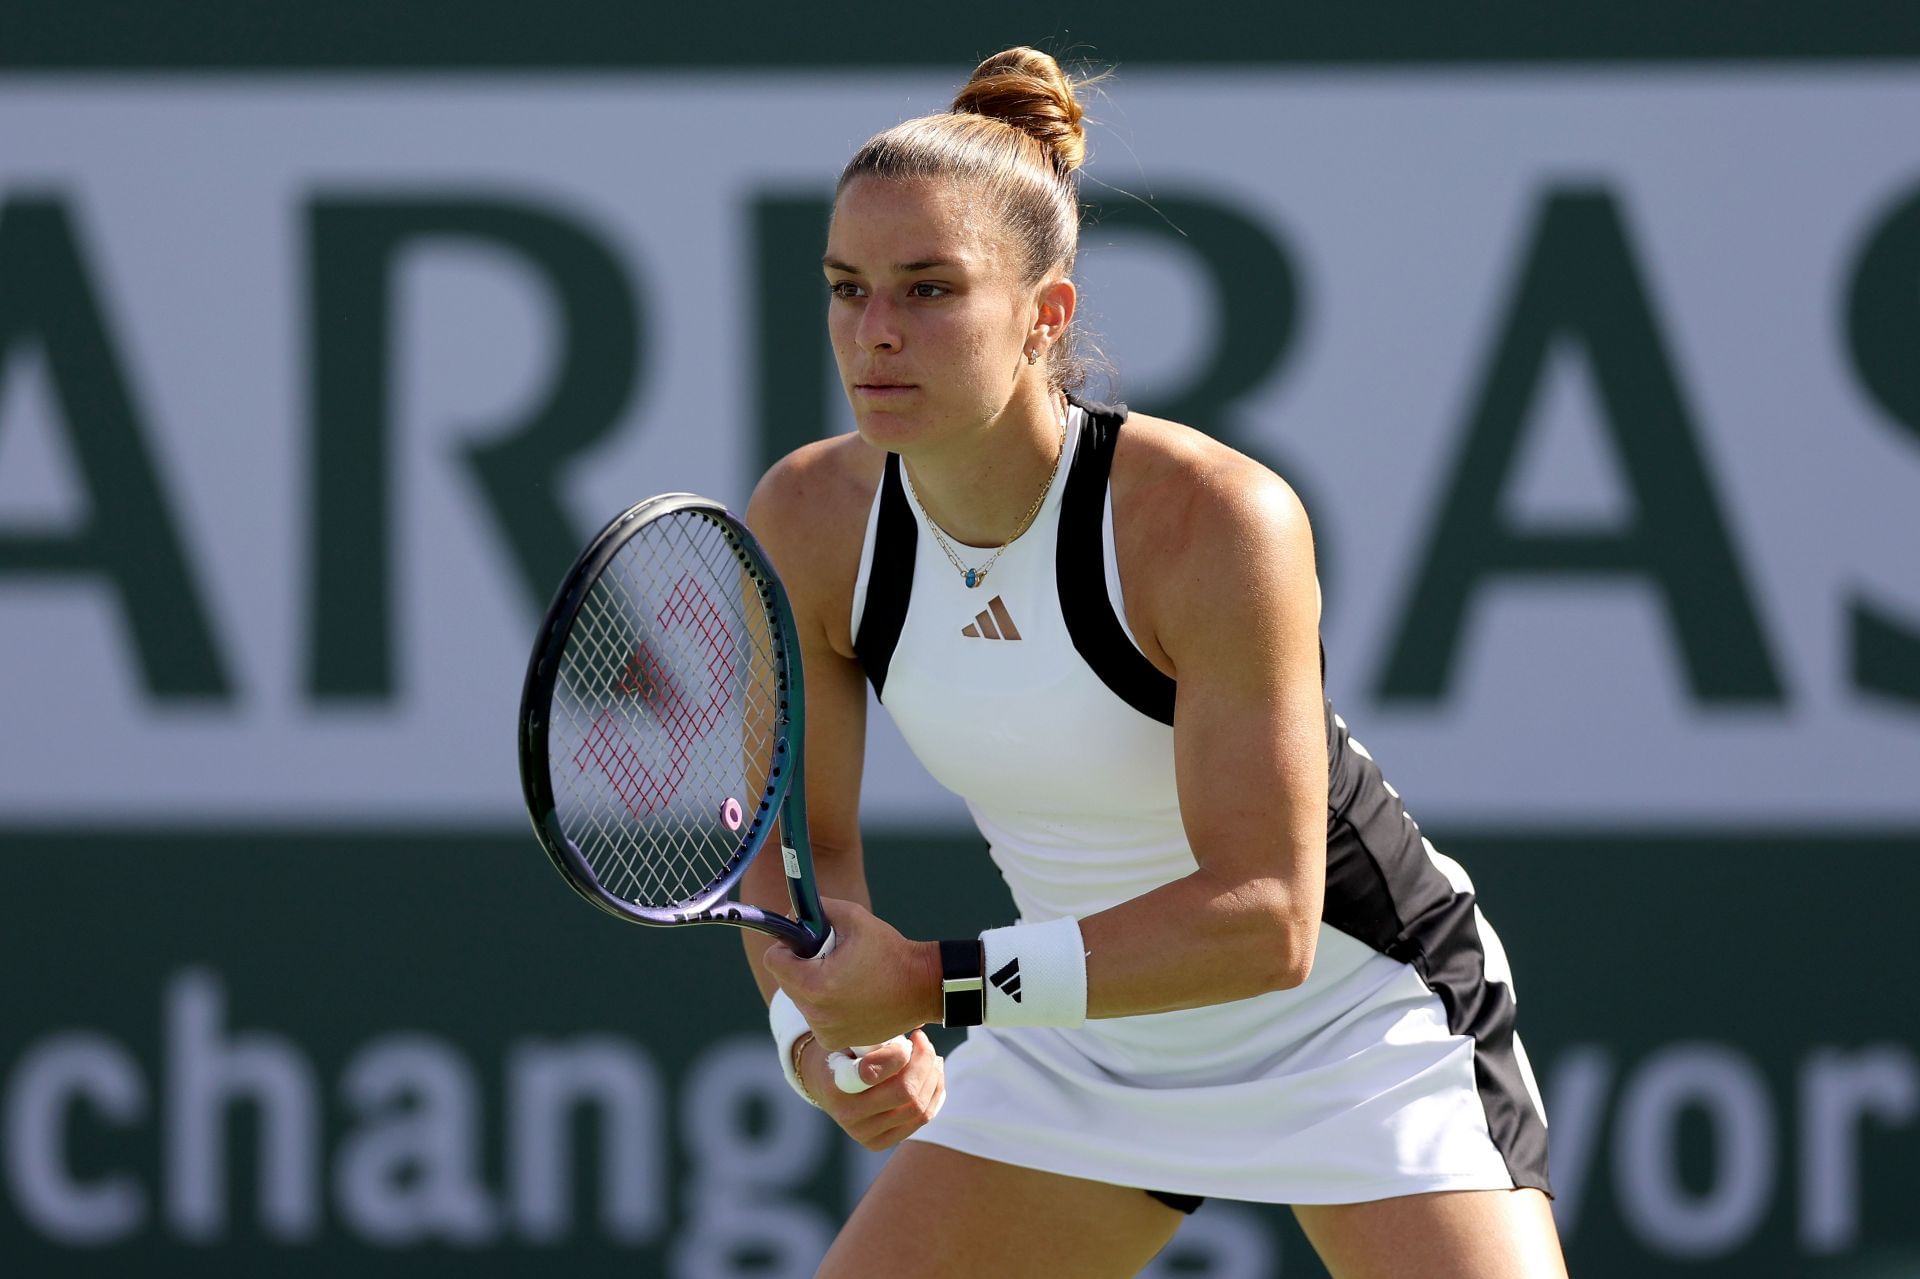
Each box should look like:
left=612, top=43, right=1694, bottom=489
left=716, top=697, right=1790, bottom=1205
left=1030, top=276, right=1078, bottom=349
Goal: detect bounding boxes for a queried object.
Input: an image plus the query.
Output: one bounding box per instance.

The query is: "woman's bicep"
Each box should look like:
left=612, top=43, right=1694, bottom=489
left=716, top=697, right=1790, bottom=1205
left=1163, top=476, right=1327, bottom=912
left=1171, top=663, right=1326, bottom=893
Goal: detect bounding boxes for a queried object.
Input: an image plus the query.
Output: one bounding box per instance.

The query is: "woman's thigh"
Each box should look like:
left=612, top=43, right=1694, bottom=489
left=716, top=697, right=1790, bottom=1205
left=1292, top=1187, right=1568, bottom=1279
left=819, top=1141, right=1187, bottom=1279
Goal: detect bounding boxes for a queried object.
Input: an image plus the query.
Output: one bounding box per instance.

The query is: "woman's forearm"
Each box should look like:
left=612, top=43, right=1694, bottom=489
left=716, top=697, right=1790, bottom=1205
left=1077, top=862, right=1322, bottom=1019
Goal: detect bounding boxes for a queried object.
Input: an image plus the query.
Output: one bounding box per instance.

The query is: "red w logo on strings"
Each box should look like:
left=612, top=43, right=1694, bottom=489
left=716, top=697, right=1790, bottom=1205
left=575, top=574, right=735, bottom=817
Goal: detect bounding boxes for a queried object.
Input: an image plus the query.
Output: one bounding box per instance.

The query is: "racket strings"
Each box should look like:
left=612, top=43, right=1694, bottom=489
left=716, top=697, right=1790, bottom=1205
left=561, top=573, right=735, bottom=904
left=557, top=574, right=752, bottom=905
left=546, top=511, right=785, bottom=910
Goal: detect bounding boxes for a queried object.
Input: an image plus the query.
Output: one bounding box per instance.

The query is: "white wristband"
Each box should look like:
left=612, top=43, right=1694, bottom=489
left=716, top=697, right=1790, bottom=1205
left=767, top=989, right=819, bottom=1107
left=769, top=980, right=911, bottom=1102
left=979, top=916, right=1088, bottom=1027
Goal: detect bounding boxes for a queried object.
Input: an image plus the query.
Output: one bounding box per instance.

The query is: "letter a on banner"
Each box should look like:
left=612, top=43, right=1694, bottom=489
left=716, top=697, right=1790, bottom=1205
left=0, top=196, right=233, bottom=700
left=1377, top=189, right=1784, bottom=705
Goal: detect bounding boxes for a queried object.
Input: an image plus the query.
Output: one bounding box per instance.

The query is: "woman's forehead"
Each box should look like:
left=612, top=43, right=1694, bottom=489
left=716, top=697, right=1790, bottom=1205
left=826, top=177, right=996, bottom=270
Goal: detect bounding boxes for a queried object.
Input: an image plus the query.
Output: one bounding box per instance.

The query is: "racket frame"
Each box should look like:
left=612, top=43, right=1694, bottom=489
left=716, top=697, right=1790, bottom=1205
left=518, top=493, right=832, bottom=956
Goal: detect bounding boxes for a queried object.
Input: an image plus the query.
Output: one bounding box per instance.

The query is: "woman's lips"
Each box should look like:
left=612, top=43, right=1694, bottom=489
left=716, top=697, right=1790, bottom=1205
left=855, top=383, right=917, bottom=398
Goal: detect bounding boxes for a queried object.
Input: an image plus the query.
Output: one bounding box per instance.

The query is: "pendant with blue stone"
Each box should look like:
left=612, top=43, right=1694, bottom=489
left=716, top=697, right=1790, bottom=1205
left=964, top=570, right=980, bottom=588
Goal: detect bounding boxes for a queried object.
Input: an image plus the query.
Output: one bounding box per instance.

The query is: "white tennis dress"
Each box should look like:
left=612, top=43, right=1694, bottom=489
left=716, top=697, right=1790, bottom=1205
left=848, top=401, right=1550, bottom=1204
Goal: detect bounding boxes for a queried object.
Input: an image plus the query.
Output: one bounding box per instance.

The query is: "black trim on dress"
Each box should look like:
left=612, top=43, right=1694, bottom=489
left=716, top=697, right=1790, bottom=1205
left=1056, top=400, right=1178, bottom=726
left=854, top=453, right=917, bottom=700
left=1318, top=701, right=1553, bottom=1195
left=1145, top=1189, right=1204, bottom=1215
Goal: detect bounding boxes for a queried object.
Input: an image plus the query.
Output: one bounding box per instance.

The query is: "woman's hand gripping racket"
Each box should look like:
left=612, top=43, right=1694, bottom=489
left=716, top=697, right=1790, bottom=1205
left=517, top=493, right=907, bottom=1093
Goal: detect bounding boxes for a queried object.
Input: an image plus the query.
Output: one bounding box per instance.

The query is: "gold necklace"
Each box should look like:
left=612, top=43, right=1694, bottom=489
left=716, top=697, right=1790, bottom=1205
left=905, top=402, right=1070, bottom=590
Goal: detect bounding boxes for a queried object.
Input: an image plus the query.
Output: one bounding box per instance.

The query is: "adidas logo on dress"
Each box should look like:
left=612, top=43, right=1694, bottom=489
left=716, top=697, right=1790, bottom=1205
left=960, top=595, right=1022, bottom=641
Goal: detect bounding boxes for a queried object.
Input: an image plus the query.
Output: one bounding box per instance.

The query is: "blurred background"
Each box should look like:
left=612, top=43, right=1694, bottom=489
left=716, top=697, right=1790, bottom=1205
left=2, top=3, right=1917, bottom=1275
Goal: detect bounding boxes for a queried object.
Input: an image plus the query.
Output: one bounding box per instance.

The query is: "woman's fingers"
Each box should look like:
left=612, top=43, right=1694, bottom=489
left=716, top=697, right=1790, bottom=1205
left=811, top=1030, right=946, bottom=1150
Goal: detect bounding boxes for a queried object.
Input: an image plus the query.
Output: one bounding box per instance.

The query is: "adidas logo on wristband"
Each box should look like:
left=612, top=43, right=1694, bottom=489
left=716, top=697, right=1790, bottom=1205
left=979, top=917, right=1087, bottom=1028
left=990, top=958, right=1023, bottom=1002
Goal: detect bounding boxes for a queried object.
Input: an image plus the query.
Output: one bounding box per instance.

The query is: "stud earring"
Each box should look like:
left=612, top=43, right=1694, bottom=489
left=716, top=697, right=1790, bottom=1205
left=1026, top=349, right=1040, bottom=366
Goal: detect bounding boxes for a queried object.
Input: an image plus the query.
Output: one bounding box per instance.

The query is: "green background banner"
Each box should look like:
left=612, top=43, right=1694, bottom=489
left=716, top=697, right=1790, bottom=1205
left=4, top=828, right=1917, bottom=1276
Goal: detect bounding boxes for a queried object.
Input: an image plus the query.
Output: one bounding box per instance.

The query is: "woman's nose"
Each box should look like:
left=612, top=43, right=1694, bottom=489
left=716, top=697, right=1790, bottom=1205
left=856, top=294, right=900, bottom=352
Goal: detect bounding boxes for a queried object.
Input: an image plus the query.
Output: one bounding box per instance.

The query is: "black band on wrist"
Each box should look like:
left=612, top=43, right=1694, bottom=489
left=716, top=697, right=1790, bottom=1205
left=938, top=938, right=985, bottom=1027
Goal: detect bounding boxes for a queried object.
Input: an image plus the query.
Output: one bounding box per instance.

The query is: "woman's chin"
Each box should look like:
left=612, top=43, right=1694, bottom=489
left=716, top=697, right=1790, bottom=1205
left=851, top=404, right=926, bottom=450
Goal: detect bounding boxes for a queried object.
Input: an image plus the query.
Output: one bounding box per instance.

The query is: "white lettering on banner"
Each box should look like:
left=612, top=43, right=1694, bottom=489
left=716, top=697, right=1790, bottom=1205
left=2, top=1034, right=147, bottom=1244
left=3, top=973, right=1916, bottom=1268
left=506, top=1035, right=664, bottom=1243
left=1541, top=1046, right=1612, bottom=1236
left=682, top=1037, right=831, bottom=1189
left=1542, top=1039, right=1920, bottom=1263
left=0, top=77, right=1915, bottom=824
left=163, top=969, right=320, bottom=1241
left=673, top=1038, right=838, bottom=1279
left=1800, top=1045, right=1920, bottom=1254
left=1614, top=1043, right=1775, bottom=1258
left=335, top=1033, right=498, bottom=1244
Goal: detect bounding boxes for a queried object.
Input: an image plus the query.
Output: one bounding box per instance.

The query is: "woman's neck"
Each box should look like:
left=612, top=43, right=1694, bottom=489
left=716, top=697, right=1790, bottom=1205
left=900, top=392, right=1069, bottom=549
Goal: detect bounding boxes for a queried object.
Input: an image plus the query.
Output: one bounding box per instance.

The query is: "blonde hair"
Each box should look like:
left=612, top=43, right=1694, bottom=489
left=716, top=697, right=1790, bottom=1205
left=838, top=47, right=1096, bottom=389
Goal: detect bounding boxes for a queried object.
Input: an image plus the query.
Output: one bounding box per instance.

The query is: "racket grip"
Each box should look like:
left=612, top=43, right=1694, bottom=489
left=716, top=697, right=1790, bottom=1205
left=811, top=929, right=914, bottom=1094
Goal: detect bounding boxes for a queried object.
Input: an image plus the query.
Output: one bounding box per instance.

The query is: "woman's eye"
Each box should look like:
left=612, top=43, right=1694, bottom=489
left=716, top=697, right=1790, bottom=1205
left=909, top=282, right=948, bottom=298
left=828, top=281, right=864, bottom=299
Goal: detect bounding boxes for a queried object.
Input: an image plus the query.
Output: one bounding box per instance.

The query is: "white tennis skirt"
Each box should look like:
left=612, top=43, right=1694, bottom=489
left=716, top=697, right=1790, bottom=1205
left=907, top=926, right=1547, bottom=1204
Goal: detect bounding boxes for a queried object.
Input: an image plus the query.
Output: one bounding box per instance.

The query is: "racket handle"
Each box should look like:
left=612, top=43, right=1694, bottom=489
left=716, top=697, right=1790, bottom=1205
left=811, top=929, right=915, bottom=1094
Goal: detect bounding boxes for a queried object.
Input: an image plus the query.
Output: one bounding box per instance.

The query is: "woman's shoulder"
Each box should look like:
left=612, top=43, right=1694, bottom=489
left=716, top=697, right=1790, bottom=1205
left=1098, top=412, right=1319, bottom=675
left=1110, top=411, right=1310, bottom=553
left=1104, top=410, right=1317, bottom=670
left=746, top=433, right=888, bottom=653
left=751, top=432, right=887, bottom=524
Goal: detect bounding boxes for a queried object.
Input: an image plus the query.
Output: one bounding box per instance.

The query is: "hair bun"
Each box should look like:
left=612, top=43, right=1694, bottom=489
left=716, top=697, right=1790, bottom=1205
left=951, top=47, right=1088, bottom=174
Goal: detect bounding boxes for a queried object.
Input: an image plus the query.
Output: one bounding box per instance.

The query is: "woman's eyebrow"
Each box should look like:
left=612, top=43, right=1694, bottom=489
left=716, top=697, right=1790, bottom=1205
left=821, top=256, right=962, bottom=274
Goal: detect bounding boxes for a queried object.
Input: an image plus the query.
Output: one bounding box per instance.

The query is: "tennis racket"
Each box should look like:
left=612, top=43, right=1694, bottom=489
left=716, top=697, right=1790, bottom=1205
left=517, top=493, right=900, bottom=1089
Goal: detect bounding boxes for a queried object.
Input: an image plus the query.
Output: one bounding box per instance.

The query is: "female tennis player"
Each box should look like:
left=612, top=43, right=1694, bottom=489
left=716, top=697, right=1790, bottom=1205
left=740, top=46, right=1569, bottom=1278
